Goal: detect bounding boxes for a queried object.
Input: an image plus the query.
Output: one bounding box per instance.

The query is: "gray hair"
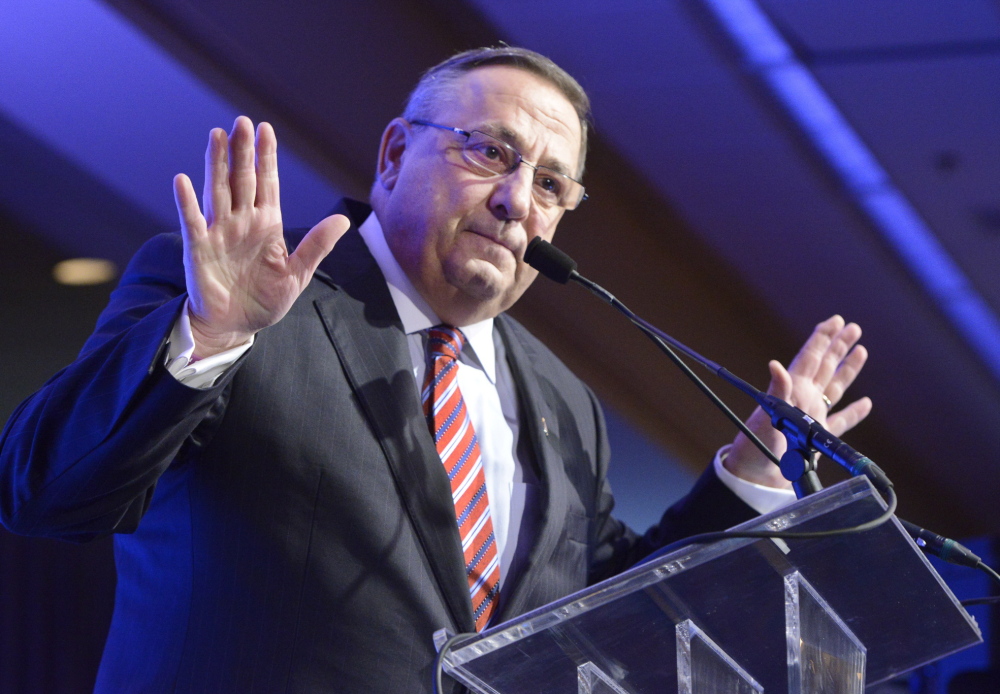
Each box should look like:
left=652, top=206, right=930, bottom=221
left=403, top=46, right=592, bottom=175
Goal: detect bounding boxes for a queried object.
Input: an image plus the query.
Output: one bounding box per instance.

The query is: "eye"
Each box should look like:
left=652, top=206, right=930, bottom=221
left=464, top=137, right=515, bottom=174
left=534, top=172, right=564, bottom=198
left=480, top=144, right=503, bottom=161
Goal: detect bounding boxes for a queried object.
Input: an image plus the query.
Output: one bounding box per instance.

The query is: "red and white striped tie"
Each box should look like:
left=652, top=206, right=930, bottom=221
left=422, top=325, right=500, bottom=631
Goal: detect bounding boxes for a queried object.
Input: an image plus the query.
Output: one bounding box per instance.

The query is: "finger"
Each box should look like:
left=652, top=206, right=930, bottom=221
left=255, top=122, right=280, bottom=209
left=173, top=173, right=206, bottom=238
left=203, top=127, right=230, bottom=226
left=288, top=214, right=351, bottom=283
left=825, top=396, right=872, bottom=437
left=787, top=315, right=845, bottom=380
left=765, top=359, right=793, bottom=400
left=228, top=116, right=257, bottom=210
left=823, top=343, right=868, bottom=406
left=812, top=321, right=862, bottom=388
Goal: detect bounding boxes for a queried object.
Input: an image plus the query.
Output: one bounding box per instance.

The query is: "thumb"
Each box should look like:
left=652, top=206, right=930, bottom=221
left=766, top=359, right=793, bottom=400
left=289, top=214, right=352, bottom=281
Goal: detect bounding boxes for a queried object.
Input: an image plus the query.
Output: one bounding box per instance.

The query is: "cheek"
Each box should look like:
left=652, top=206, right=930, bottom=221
left=527, top=212, right=561, bottom=246
left=502, top=261, right=541, bottom=310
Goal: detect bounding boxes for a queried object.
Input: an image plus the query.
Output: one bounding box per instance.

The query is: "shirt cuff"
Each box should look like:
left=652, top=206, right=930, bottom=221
left=164, top=301, right=254, bottom=390
left=713, top=444, right=797, bottom=515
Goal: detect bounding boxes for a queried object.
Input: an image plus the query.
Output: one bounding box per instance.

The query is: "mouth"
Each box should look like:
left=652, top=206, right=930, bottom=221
left=465, top=228, right=520, bottom=257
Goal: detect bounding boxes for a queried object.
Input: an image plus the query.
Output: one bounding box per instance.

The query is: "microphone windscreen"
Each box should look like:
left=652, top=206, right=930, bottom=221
left=524, top=238, right=577, bottom=284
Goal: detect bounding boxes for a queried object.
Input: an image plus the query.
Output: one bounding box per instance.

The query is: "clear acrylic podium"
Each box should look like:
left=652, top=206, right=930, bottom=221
left=438, top=477, right=981, bottom=694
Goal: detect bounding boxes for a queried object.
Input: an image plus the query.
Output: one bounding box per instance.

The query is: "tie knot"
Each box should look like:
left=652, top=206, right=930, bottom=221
left=427, top=325, right=466, bottom=361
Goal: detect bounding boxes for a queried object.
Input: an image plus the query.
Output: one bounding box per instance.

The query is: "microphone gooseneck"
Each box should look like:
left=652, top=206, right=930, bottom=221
left=524, top=237, right=892, bottom=493
left=523, top=238, right=1000, bottom=573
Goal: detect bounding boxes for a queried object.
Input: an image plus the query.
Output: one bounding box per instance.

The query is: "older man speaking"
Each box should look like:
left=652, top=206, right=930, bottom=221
left=0, top=46, right=870, bottom=693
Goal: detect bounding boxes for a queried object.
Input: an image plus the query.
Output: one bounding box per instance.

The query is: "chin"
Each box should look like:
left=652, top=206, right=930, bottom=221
left=456, top=276, right=508, bottom=307
left=444, top=256, right=507, bottom=298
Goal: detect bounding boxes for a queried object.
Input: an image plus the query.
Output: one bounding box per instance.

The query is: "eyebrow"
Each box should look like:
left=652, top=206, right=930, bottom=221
left=477, top=123, right=573, bottom=177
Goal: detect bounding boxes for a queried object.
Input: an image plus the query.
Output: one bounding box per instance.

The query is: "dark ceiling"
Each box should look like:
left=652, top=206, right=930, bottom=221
left=2, top=0, right=999, bottom=538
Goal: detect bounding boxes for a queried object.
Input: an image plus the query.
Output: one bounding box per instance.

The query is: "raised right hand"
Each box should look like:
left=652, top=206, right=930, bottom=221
left=173, top=116, right=350, bottom=357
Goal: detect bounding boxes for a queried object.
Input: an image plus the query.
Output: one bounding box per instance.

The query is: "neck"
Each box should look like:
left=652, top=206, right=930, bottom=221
left=423, top=289, right=504, bottom=327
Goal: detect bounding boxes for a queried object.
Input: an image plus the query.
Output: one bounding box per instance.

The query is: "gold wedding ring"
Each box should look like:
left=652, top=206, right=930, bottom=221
left=821, top=394, right=833, bottom=410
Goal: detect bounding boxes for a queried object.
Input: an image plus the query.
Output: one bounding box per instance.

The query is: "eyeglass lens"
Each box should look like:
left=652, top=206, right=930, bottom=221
left=461, top=131, right=584, bottom=210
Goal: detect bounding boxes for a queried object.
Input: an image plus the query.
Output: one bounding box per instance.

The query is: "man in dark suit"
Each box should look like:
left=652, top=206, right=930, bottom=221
left=0, top=47, right=870, bottom=692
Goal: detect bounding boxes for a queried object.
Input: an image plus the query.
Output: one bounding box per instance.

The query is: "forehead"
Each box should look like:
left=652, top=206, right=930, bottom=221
left=434, top=65, right=583, bottom=174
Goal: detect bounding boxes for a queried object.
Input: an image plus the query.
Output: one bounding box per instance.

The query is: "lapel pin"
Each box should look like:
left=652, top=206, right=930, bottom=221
left=541, top=417, right=549, bottom=436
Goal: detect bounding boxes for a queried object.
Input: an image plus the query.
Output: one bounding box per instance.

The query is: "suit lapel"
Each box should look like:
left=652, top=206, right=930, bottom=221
left=306, top=211, right=475, bottom=633
left=494, top=316, right=569, bottom=621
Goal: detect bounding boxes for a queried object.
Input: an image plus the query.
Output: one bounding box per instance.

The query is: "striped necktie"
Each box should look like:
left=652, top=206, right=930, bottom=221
left=422, top=325, right=500, bottom=631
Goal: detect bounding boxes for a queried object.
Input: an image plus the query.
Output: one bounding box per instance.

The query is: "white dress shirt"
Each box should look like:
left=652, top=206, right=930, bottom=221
left=354, top=212, right=534, bottom=590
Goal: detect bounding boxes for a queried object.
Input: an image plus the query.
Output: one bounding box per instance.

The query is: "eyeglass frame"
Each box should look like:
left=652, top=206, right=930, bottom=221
left=408, top=119, right=588, bottom=210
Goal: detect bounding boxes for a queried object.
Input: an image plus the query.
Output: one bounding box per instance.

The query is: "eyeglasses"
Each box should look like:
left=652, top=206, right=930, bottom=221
left=409, top=119, right=588, bottom=211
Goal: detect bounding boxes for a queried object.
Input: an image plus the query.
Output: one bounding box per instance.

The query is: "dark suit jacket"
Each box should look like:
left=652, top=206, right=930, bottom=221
left=0, top=200, right=755, bottom=693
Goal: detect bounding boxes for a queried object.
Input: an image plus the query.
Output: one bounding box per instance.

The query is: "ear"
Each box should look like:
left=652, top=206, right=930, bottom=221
left=376, top=118, right=410, bottom=191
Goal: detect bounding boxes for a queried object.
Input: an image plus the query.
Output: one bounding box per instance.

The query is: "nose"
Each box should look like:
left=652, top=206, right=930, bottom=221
left=489, top=164, right=533, bottom=222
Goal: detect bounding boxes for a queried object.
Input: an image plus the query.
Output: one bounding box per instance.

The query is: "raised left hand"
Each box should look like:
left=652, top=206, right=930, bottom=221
left=725, top=315, right=873, bottom=488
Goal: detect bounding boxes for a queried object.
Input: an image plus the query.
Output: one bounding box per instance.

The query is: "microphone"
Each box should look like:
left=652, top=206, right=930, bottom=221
left=525, top=238, right=991, bottom=571
left=524, top=237, right=891, bottom=493
left=524, top=238, right=577, bottom=284
left=757, top=394, right=892, bottom=495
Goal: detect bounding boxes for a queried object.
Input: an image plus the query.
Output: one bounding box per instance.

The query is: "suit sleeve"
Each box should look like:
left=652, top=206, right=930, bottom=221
left=0, top=233, right=238, bottom=541
left=586, top=386, right=758, bottom=585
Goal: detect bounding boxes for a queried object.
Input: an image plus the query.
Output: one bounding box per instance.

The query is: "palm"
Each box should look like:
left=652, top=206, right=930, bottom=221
left=184, top=205, right=291, bottom=333
left=728, top=315, right=873, bottom=487
left=173, top=117, right=349, bottom=354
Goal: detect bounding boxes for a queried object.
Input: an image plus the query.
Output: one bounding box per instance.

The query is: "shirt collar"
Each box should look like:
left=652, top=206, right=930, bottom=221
left=357, top=211, right=497, bottom=383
